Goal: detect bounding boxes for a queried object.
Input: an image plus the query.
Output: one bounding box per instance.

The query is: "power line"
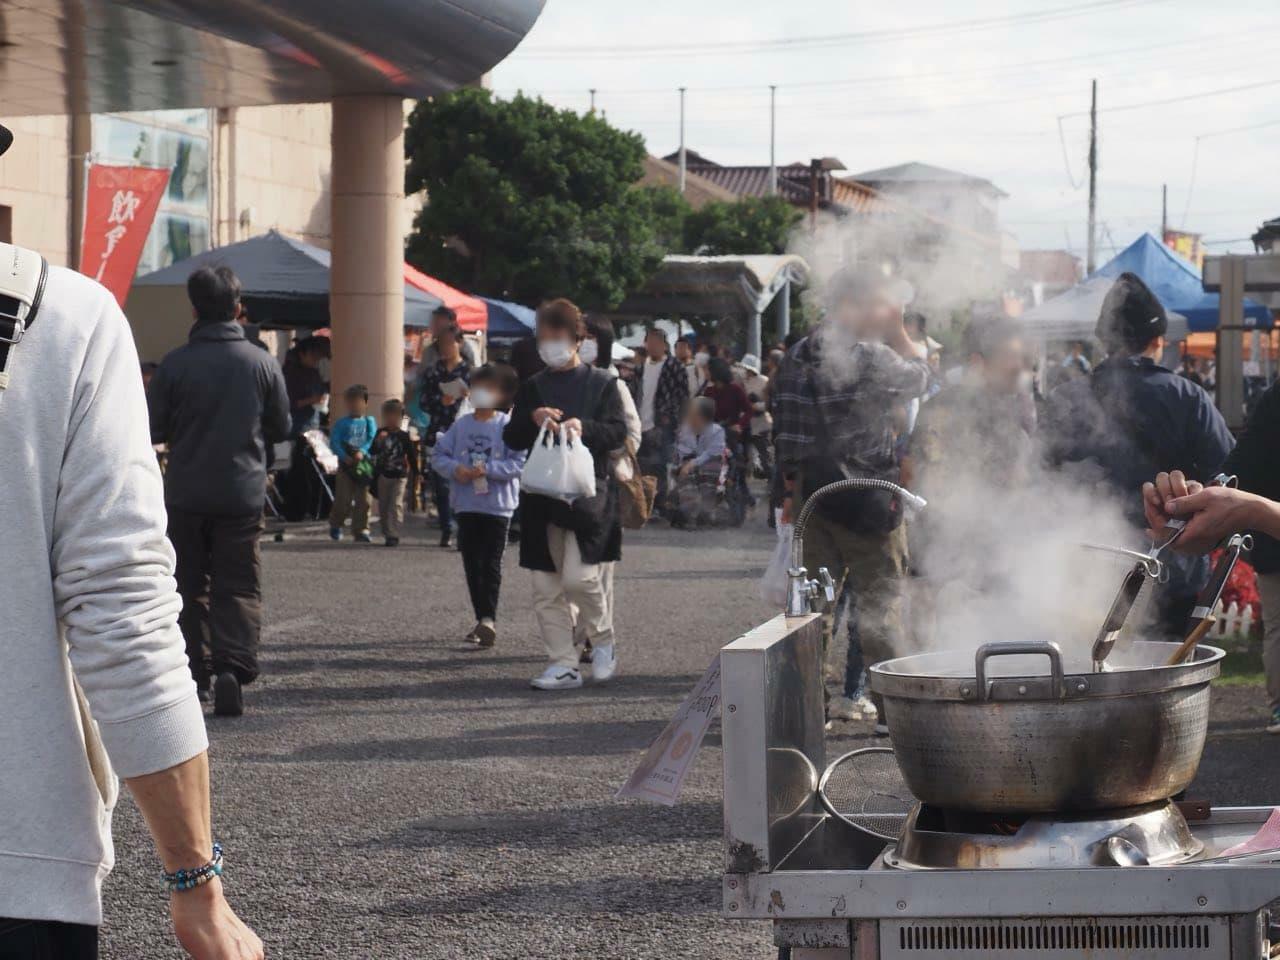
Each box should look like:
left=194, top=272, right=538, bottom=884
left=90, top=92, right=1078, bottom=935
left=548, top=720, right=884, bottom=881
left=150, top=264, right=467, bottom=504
left=1060, top=78, right=1280, bottom=119
left=517, top=0, right=1163, bottom=59
left=499, top=28, right=1253, bottom=97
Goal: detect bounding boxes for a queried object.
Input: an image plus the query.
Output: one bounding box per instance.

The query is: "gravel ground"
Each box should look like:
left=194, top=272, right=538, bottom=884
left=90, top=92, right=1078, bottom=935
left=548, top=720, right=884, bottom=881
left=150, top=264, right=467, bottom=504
left=98, top=517, right=1280, bottom=959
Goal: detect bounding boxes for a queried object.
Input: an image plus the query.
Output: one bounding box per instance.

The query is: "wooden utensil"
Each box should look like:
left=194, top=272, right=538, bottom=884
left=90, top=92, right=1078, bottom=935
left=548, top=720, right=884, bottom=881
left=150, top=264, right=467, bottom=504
left=1167, top=616, right=1217, bottom=667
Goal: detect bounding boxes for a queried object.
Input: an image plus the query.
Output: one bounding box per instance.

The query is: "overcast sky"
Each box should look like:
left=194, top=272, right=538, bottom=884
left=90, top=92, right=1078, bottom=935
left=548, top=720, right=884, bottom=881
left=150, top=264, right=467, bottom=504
left=491, top=0, right=1280, bottom=262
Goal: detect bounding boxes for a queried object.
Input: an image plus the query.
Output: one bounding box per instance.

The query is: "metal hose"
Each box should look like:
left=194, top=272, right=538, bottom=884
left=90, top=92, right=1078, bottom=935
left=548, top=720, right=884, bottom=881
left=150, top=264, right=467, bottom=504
left=790, top=478, right=927, bottom=570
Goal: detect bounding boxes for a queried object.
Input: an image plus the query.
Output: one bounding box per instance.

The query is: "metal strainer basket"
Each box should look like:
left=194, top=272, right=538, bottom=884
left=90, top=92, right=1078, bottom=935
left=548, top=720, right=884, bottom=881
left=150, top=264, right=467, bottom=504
left=817, top=747, right=915, bottom=841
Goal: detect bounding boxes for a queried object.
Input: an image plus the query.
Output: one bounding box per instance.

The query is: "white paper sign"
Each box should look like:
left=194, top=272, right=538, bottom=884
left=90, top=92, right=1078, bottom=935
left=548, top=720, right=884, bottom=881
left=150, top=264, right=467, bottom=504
left=616, top=655, right=721, bottom=805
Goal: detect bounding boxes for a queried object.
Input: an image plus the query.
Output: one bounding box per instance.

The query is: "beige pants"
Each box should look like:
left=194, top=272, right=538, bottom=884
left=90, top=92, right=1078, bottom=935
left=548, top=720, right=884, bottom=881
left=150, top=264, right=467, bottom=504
left=532, top=524, right=614, bottom=669
left=1255, top=571, right=1280, bottom=711
left=331, top=471, right=371, bottom=536
left=377, top=475, right=408, bottom=539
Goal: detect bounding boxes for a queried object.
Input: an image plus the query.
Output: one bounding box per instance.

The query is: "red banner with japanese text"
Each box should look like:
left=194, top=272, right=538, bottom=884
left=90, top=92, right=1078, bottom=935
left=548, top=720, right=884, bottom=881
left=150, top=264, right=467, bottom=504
left=79, top=163, right=170, bottom=306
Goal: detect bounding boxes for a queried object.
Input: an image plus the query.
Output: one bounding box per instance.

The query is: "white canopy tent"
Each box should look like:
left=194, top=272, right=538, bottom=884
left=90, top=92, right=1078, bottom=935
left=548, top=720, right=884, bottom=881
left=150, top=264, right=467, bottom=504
left=1019, top=275, right=1190, bottom=345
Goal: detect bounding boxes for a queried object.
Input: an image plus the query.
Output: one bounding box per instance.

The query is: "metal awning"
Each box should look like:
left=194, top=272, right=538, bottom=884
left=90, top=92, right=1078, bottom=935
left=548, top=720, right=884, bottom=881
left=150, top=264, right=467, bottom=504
left=0, top=0, right=545, bottom=115
left=616, top=254, right=809, bottom=320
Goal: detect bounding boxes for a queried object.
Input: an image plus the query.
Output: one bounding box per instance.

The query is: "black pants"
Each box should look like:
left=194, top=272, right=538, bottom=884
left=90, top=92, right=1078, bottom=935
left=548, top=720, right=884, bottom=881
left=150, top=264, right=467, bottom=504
left=456, top=513, right=510, bottom=621
left=169, top=510, right=264, bottom=687
left=0, top=919, right=97, bottom=959
left=429, top=465, right=455, bottom=534
left=638, top=426, right=674, bottom=510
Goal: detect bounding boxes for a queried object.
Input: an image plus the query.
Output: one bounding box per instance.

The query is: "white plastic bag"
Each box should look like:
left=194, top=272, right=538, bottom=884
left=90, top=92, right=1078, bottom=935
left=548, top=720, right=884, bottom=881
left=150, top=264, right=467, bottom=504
left=758, top=509, right=794, bottom=607
left=520, top=424, right=597, bottom=503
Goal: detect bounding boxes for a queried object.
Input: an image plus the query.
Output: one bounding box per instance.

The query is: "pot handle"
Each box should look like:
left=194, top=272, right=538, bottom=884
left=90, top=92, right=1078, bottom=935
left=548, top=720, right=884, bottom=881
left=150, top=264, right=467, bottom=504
left=974, top=641, right=1064, bottom=702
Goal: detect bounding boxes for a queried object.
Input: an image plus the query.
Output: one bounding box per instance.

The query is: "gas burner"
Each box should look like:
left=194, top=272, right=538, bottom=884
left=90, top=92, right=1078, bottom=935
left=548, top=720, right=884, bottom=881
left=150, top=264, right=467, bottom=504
left=884, top=801, right=1203, bottom=870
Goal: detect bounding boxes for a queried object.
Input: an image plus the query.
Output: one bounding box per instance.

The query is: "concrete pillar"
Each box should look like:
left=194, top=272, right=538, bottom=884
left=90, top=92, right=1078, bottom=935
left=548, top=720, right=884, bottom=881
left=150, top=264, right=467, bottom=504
left=748, top=309, right=762, bottom=361
left=1216, top=256, right=1245, bottom=431
left=329, top=94, right=404, bottom=407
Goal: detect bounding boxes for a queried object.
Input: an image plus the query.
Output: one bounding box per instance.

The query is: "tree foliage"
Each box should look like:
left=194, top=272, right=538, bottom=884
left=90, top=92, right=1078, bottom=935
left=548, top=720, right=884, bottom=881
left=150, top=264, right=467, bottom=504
left=405, top=89, right=677, bottom=310
left=680, top=195, right=802, bottom=257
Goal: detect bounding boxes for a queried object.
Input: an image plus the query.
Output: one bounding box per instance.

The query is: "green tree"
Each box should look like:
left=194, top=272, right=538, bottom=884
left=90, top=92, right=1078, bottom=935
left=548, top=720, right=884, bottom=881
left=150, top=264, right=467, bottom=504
left=405, top=89, right=684, bottom=310
left=680, top=195, right=801, bottom=257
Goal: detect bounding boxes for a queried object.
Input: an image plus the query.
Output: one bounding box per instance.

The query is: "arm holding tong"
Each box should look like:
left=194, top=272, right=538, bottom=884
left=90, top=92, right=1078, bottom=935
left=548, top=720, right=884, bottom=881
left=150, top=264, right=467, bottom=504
left=1143, top=469, right=1280, bottom=553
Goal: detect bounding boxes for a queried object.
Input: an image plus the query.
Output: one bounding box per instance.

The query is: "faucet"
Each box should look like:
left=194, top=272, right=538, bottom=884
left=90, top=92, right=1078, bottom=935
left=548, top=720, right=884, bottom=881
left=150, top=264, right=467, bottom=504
left=784, top=478, right=928, bottom=617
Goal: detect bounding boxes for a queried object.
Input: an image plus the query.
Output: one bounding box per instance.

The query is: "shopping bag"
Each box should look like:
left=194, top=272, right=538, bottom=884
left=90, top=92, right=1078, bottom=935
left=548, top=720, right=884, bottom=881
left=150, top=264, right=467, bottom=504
left=520, top=424, right=597, bottom=503
left=758, top=509, right=794, bottom=607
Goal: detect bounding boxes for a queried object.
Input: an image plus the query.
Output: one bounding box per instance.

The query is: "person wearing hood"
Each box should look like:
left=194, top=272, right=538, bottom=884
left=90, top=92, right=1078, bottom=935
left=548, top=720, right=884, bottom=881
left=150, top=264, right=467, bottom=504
left=1042, top=271, right=1233, bottom=635
left=149, top=265, right=290, bottom=715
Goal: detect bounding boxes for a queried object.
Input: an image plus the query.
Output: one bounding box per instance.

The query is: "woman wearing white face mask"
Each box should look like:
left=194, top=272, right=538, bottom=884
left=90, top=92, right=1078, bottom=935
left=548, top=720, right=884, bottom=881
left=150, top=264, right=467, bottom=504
left=503, top=300, right=629, bottom=690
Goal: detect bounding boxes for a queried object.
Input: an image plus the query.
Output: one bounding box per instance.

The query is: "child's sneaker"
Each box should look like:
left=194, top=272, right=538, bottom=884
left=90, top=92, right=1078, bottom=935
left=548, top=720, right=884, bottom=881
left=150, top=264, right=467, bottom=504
left=474, top=619, right=497, bottom=649
left=355, top=532, right=373, bottom=543
left=329, top=527, right=342, bottom=541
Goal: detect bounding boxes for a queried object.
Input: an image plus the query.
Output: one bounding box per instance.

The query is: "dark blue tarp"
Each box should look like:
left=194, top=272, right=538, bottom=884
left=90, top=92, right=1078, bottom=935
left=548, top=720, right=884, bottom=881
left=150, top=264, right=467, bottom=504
left=482, top=297, right=535, bottom=341
left=1091, top=233, right=1272, bottom=333
left=133, top=229, right=443, bottom=330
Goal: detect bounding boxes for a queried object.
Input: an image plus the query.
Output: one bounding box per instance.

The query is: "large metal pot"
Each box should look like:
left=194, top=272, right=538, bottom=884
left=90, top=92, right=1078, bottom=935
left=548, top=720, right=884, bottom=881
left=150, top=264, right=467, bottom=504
left=868, top=640, right=1224, bottom=814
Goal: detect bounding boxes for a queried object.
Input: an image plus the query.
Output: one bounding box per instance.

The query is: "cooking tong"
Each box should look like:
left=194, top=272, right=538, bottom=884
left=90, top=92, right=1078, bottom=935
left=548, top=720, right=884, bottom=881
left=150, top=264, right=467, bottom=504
left=1089, top=473, right=1238, bottom=672
left=1166, top=531, right=1253, bottom=666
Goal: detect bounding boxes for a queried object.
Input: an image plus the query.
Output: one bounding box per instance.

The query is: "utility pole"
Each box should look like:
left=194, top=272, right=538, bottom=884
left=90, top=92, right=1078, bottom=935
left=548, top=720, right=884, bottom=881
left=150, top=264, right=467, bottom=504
left=769, top=85, right=777, bottom=196
left=589, top=88, right=596, bottom=114
left=1086, top=78, right=1098, bottom=274
left=678, top=87, right=687, bottom=195
left=1161, top=183, right=1168, bottom=239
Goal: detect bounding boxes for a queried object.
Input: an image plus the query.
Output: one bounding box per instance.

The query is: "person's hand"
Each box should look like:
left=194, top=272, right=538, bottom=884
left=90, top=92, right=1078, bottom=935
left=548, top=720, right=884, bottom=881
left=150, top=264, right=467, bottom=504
left=560, top=417, right=583, bottom=438
left=454, top=465, right=475, bottom=482
left=353, top=451, right=365, bottom=462
left=780, top=494, right=794, bottom=525
left=1142, top=470, right=1202, bottom=538
left=441, top=392, right=457, bottom=407
left=1157, top=483, right=1266, bottom=553
left=532, top=407, right=562, bottom=428
left=170, top=880, right=263, bottom=960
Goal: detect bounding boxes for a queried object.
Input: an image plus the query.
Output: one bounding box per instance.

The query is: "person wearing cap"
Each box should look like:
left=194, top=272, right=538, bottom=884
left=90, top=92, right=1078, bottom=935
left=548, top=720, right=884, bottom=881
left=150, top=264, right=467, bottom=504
left=0, top=121, right=261, bottom=956
left=773, top=264, right=930, bottom=734
left=1043, top=271, right=1233, bottom=636
left=738, top=352, right=773, bottom=478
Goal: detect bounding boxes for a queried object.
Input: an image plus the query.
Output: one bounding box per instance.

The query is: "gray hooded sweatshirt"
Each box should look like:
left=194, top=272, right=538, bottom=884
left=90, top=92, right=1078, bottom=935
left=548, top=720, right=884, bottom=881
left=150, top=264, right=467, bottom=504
left=0, top=265, right=206, bottom=924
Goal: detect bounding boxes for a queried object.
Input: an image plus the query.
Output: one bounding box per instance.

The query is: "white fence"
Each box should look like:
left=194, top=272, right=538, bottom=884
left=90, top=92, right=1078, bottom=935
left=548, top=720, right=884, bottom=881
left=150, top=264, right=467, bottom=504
left=1209, top=600, right=1256, bottom=647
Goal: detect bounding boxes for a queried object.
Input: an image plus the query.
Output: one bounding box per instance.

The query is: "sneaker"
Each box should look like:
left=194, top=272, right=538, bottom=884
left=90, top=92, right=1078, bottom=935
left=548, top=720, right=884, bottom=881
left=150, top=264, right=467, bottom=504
left=329, top=527, right=342, bottom=541
left=579, top=642, right=594, bottom=665
left=827, top=695, right=860, bottom=722
left=213, top=671, right=243, bottom=718
left=530, top=665, right=583, bottom=691
left=474, top=619, right=497, bottom=649
left=355, top=532, right=373, bottom=543
left=385, top=537, right=400, bottom=548
left=590, top=643, right=618, bottom=683
left=854, top=694, right=878, bottom=718
left=1267, top=708, right=1280, bottom=734
left=440, top=530, right=454, bottom=549
left=873, top=721, right=889, bottom=737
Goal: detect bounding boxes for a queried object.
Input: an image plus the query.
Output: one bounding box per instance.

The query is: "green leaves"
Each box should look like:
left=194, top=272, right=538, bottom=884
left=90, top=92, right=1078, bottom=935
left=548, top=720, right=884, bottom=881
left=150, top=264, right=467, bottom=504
left=405, top=90, right=664, bottom=310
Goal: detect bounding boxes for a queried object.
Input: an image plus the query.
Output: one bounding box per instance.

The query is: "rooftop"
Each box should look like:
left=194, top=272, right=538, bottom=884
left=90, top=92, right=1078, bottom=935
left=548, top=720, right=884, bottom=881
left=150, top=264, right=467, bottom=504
left=848, top=161, right=1008, bottom=198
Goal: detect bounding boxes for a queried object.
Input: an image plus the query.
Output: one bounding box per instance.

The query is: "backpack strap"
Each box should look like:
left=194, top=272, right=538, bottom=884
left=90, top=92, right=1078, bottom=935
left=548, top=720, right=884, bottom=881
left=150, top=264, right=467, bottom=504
left=0, top=242, right=49, bottom=391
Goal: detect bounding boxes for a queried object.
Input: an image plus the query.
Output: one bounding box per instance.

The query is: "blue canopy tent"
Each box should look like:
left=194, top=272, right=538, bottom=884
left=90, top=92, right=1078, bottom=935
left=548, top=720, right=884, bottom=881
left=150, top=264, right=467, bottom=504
left=1092, top=233, right=1272, bottom=332
left=481, top=297, right=535, bottom=343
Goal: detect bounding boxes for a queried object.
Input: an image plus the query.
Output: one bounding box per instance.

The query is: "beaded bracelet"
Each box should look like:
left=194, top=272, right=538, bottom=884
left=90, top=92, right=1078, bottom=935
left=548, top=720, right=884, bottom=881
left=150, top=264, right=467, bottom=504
left=162, top=842, right=224, bottom=893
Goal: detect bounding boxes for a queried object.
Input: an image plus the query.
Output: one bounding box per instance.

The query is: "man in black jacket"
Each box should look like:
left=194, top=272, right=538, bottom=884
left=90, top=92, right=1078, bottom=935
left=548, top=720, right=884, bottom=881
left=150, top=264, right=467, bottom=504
left=631, top=327, right=689, bottom=514
left=149, top=266, right=290, bottom=716
left=1043, top=272, right=1233, bottom=636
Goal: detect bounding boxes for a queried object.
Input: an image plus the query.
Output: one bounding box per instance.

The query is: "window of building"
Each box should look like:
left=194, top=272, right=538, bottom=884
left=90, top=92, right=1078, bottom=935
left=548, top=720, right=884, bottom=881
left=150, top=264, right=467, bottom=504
left=91, top=110, right=212, bottom=276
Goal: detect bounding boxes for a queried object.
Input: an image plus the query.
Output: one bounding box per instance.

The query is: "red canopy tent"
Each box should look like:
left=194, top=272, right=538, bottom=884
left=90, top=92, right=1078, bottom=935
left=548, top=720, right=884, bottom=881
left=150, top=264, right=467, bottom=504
left=402, top=263, right=487, bottom=332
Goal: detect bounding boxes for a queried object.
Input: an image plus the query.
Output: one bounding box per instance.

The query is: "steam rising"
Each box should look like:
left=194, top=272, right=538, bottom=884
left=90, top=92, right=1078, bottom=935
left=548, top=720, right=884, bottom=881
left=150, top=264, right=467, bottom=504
left=789, top=189, right=1158, bottom=672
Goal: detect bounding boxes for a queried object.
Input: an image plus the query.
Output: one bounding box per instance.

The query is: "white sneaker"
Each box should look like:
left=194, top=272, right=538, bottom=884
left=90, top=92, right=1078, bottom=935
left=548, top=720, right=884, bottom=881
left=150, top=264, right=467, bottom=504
left=530, top=665, right=583, bottom=691
left=590, top=643, right=618, bottom=683
left=854, top=695, right=878, bottom=718
left=828, top=695, right=859, bottom=721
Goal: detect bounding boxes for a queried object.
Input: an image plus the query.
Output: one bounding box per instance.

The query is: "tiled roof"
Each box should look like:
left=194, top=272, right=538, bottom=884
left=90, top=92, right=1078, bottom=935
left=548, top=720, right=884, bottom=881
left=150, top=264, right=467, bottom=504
left=639, top=155, right=739, bottom=208
left=849, top=161, right=1008, bottom=198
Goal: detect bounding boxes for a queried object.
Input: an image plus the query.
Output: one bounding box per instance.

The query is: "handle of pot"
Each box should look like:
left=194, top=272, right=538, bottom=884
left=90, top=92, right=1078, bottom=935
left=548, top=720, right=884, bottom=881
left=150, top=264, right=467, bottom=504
left=974, top=641, right=1065, bottom=702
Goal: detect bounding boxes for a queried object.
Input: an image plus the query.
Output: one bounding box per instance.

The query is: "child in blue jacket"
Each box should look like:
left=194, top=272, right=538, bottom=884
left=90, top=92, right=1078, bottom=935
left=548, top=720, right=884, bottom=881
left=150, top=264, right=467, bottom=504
left=329, top=384, right=378, bottom=542
left=432, top=364, right=525, bottom=647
